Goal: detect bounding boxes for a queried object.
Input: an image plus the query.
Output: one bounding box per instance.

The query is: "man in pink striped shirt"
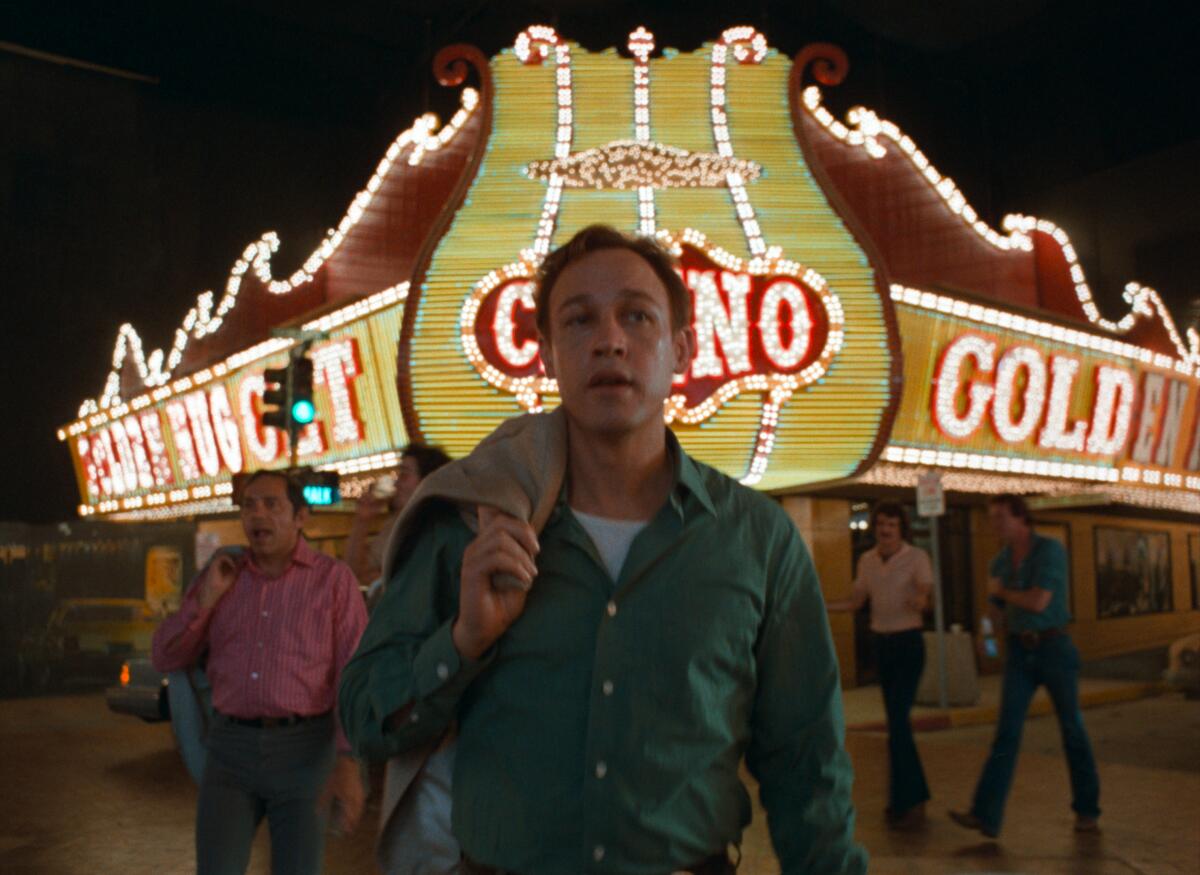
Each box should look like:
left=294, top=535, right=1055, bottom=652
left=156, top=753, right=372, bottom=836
left=153, top=470, right=368, bottom=875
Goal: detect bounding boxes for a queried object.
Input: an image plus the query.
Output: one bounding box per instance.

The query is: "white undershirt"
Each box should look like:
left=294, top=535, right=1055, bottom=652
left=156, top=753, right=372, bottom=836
left=572, top=509, right=649, bottom=582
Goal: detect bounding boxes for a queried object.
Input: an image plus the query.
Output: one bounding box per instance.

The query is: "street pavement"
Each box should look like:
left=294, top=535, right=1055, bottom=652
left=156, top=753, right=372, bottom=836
left=0, top=691, right=1196, bottom=873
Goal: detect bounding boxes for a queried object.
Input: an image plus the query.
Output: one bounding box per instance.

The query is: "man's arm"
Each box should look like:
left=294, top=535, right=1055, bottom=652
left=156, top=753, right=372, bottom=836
left=150, top=551, right=240, bottom=672
left=345, top=495, right=388, bottom=586
left=330, top=563, right=369, bottom=754
left=338, top=507, right=492, bottom=761
left=907, top=549, right=934, bottom=612
left=747, top=523, right=868, bottom=875
left=988, top=579, right=1052, bottom=613
left=321, top=564, right=371, bottom=834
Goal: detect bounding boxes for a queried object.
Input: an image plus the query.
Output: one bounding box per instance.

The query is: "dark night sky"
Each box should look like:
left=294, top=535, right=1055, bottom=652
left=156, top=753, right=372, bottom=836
left=2, top=0, right=1198, bottom=523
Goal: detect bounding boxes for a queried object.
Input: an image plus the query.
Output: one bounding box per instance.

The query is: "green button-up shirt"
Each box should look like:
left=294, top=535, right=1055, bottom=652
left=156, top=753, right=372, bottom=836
left=990, top=534, right=1072, bottom=633
left=340, top=442, right=866, bottom=875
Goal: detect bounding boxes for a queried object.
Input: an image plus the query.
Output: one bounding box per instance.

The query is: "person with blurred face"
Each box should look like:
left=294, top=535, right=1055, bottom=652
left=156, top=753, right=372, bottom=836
left=345, top=444, right=451, bottom=589
left=829, top=502, right=933, bottom=828
left=152, top=470, right=369, bottom=875
left=340, top=225, right=866, bottom=874
left=950, top=493, right=1100, bottom=838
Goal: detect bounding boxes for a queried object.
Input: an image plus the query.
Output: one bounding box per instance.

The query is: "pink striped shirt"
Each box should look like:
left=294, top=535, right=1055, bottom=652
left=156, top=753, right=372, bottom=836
left=152, top=537, right=367, bottom=752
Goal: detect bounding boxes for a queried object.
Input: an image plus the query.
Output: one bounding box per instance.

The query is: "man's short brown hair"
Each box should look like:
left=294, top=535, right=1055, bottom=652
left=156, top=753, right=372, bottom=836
left=240, top=469, right=307, bottom=514
left=534, top=224, right=692, bottom=339
left=870, top=501, right=911, bottom=541
left=989, top=493, right=1032, bottom=525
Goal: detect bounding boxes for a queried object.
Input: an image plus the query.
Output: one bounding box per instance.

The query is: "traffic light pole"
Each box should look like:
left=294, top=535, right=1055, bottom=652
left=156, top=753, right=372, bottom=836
left=286, top=343, right=306, bottom=469
left=269, top=327, right=326, bottom=470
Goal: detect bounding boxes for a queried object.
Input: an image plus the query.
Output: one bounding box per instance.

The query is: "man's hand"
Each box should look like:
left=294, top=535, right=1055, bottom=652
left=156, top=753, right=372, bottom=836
left=197, top=550, right=242, bottom=611
left=354, top=492, right=385, bottom=520
left=451, top=506, right=539, bottom=661
left=318, top=755, right=365, bottom=835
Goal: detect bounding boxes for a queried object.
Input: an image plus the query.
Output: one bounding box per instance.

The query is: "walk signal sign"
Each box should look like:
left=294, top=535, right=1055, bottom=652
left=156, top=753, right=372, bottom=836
left=232, top=468, right=340, bottom=508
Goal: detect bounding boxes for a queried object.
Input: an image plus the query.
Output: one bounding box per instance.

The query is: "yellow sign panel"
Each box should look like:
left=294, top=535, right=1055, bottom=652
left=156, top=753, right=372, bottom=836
left=66, top=296, right=410, bottom=516
left=404, top=28, right=895, bottom=488
left=889, top=290, right=1200, bottom=490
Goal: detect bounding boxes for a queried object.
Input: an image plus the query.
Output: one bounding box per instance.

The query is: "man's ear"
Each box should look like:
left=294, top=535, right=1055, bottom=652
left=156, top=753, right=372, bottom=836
left=294, top=506, right=310, bottom=528
left=538, top=333, right=556, bottom=380
left=673, top=325, right=697, bottom=376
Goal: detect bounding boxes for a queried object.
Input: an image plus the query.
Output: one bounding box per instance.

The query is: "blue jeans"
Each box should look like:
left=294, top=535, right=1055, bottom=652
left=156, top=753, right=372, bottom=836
left=196, top=713, right=336, bottom=875
left=876, top=629, right=930, bottom=814
left=970, top=634, right=1100, bottom=834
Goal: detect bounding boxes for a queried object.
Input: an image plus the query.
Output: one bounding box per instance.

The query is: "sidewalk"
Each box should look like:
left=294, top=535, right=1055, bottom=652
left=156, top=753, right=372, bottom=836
left=843, top=672, right=1166, bottom=732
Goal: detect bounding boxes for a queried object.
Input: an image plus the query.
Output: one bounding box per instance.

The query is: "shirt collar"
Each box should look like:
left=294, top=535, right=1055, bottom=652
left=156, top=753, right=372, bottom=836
left=552, top=429, right=717, bottom=522
left=247, top=535, right=317, bottom=576
left=668, top=430, right=717, bottom=519
left=291, top=536, right=319, bottom=567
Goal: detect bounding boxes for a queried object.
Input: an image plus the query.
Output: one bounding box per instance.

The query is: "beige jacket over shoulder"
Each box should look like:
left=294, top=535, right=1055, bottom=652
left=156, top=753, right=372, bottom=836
left=375, top=409, right=568, bottom=874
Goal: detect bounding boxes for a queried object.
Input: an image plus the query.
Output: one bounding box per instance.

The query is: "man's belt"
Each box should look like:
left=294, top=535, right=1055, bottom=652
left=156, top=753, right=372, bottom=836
left=214, top=709, right=331, bottom=728
left=461, top=852, right=735, bottom=875
left=1012, top=627, right=1066, bottom=649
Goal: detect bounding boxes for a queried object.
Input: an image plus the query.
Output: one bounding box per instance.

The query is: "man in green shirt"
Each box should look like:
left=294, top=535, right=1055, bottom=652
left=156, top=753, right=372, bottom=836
left=340, top=224, right=866, bottom=874
left=951, top=493, right=1100, bottom=839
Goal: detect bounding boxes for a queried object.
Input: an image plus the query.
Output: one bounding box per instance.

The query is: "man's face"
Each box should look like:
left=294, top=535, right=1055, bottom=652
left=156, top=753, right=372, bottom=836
left=874, top=514, right=902, bottom=551
left=392, top=455, right=423, bottom=512
left=539, top=248, right=695, bottom=439
left=239, top=475, right=307, bottom=562
left=988, top=502, right=1024, bottom=545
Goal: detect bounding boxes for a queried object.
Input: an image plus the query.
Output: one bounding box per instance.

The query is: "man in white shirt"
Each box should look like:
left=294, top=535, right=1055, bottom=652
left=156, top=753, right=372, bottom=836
left=829, top=502, right=933, bottom=827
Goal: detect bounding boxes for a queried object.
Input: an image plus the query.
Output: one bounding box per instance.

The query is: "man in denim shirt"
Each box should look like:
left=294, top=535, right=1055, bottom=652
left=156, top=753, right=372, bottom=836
left=951, top=493, right=1100, bottom=838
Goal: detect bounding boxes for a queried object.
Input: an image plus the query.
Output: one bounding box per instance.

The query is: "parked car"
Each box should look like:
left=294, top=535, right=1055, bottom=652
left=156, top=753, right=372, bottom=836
left=20, top=597, right=160, bottom=690
left=105, top=654, right=169, bottom=721
left=1164, top=632, right=1200, bottom=697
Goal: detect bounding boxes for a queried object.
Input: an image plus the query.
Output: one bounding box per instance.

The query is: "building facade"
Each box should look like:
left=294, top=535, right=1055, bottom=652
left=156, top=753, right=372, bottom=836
left=58, top=26, right=1200, bottom=683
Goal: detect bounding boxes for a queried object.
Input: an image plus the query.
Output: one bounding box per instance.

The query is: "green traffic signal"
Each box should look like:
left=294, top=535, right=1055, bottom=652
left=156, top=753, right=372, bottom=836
left=291, top=398, right=316, bottom=424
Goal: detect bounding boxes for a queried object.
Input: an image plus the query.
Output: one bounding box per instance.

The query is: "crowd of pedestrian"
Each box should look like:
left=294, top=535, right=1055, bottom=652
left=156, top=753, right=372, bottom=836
left=150, top=224, right=1098, bottom=874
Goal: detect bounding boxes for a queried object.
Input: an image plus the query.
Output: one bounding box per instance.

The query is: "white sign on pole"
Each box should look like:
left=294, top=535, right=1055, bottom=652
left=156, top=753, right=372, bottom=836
left=916, top=470, right=945, bottom=518
left=916, top=469, right=949, bottom=708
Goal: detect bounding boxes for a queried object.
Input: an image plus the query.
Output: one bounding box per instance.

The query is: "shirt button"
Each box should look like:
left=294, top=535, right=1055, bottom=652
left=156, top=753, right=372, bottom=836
left=606, top=600, right=617, bottom=617
left=250, top=672, right=259, bottom=680
left=595, top=760, right=607, bottom=779
left=436, top=663, right=450, bottom=681
left=602, top=679, right=614, bottom=696
left=257, top=642, right=263, bottom=649
left=409, top=711, right=420, bottom=723
left=261, top=611, right=269, bottom=617
left=592, top=845, right=605, bottom=862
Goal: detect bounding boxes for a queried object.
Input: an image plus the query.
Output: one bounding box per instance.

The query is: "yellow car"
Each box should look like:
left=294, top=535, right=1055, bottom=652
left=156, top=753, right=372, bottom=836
left=22, top=598, right=161, bottom=689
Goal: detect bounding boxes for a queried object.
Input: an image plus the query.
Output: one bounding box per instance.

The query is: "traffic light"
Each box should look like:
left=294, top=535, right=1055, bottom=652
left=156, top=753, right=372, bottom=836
left=261, top=366, right=291, bottom=431
left=290, top=357, right=315, bottom=425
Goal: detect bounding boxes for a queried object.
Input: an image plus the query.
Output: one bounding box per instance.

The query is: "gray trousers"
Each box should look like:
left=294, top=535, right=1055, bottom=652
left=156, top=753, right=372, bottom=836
left=196, top=713, right=336, bottom=875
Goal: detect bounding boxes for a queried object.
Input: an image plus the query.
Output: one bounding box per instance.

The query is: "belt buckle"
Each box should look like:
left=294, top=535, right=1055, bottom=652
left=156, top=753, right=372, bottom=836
left=1019, top=630, right=1039, bottom=649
